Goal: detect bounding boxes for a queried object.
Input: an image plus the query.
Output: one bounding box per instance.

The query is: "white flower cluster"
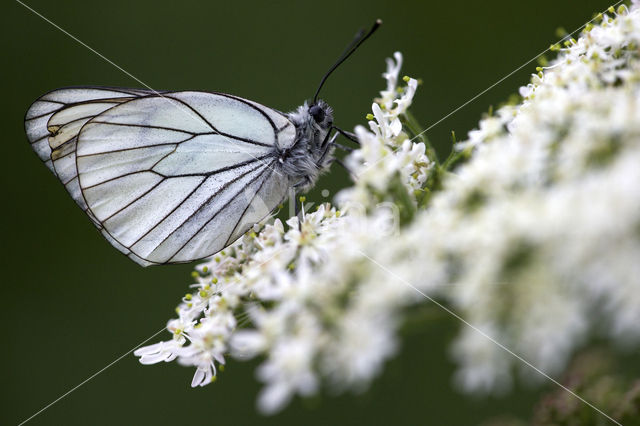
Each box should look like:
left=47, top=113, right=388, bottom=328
left=134, top=52, right=431, bottom=414
left=422, top=3, right=640, bottom=391
left=339, top=53, right=431, bottom=210
left=135, top=2, right=640, bottom=413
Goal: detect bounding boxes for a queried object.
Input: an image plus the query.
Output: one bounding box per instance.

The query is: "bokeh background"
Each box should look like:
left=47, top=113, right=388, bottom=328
left=1, top=0, right=620, bottom=424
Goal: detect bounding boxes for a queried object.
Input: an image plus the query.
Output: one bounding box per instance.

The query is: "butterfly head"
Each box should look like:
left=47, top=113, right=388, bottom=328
left=307, top=100, right=333, bottom=129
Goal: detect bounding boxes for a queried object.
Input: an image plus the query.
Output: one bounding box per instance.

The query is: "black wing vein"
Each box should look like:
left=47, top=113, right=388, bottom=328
left=25, top=88, right=294, bottom=266
left=148, top=161, right=268, bottom=254
left=223, top=167, right=275, bottom=248
left=168, top=161, right=275, bottom=262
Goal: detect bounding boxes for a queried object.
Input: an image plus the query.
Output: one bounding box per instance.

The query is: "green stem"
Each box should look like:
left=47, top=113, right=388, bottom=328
left=442, top=150, right=462, bottom=171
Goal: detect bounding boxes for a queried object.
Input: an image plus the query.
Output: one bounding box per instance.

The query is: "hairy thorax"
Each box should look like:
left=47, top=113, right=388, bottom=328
left=279, top=100, right=335, bottom=192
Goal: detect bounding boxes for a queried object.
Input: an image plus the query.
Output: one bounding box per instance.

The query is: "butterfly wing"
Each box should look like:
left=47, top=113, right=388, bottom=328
left=24, top=87, right=159, bottom=224
left=25, top=86, right=157, bottom=170
left=26, top=89, right=295, bottom=266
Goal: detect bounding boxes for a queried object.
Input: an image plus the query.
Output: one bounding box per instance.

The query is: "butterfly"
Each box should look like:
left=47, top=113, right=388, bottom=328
left=24, top=21, right=380, bottom=267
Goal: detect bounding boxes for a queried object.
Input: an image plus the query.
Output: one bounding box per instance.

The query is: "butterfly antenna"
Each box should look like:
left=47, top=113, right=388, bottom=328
left=312, top=19, right=382, bottom=104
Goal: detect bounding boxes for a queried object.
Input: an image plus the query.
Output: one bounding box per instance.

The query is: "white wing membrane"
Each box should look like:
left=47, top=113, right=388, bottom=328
left=78, top=145, right=176, bottom=187
left=165, top=164, right=275, bottom=263
left=243, top=97, right=296, bottom=144
left=24, top=87, right=157, bottom=225
left=170, top=92, right=277, bottom=146
left=25, top=87, right=155, bottom=169
left=83, top=172, right=165, bottom=220
left=25, top=87, right=295, bottom=266
left=152, top=134, right=273, bottom=175
left=225, top=165, right=290, bottom=246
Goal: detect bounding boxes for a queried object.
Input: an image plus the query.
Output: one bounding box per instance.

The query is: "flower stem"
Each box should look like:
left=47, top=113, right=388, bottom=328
left=441, top=149, right=468, bottom=172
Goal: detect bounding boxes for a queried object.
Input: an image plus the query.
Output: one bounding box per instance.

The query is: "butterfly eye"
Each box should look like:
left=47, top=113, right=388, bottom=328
left=309, top=104, right=325, bottom=123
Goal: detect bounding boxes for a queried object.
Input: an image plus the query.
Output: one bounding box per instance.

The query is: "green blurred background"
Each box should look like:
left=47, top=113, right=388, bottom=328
left=0, top=0, right=619, bottom=424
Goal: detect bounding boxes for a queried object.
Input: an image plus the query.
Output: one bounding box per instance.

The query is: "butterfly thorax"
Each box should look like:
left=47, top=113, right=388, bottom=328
left=280, top=100, right=334, bottom=191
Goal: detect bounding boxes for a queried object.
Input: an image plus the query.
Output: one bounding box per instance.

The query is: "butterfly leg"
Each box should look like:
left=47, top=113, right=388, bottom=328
left=332, top=126, right=360, bottom=145
left=295, top=195, right=301, bottom=222
left=318, top=131, right=356, bottom=180
left=320, top=127, right=337, bottom=150
left=318, top=131, right=339, bottom=167
left=333, top=142, right=354, bottom=152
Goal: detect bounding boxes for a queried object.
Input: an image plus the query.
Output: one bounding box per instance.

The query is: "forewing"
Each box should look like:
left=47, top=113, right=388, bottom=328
left=25, top=87, right=156, bottom=171
left=226, top=95, right=297, bottom=149
left=24, top=87, right=157, bottom=223
left=75, top=92, right=293, bottom=265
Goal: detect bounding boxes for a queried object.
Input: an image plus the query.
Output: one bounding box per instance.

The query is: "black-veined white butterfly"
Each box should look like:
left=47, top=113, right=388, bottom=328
left=24, top=21, right=380, bottom=266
